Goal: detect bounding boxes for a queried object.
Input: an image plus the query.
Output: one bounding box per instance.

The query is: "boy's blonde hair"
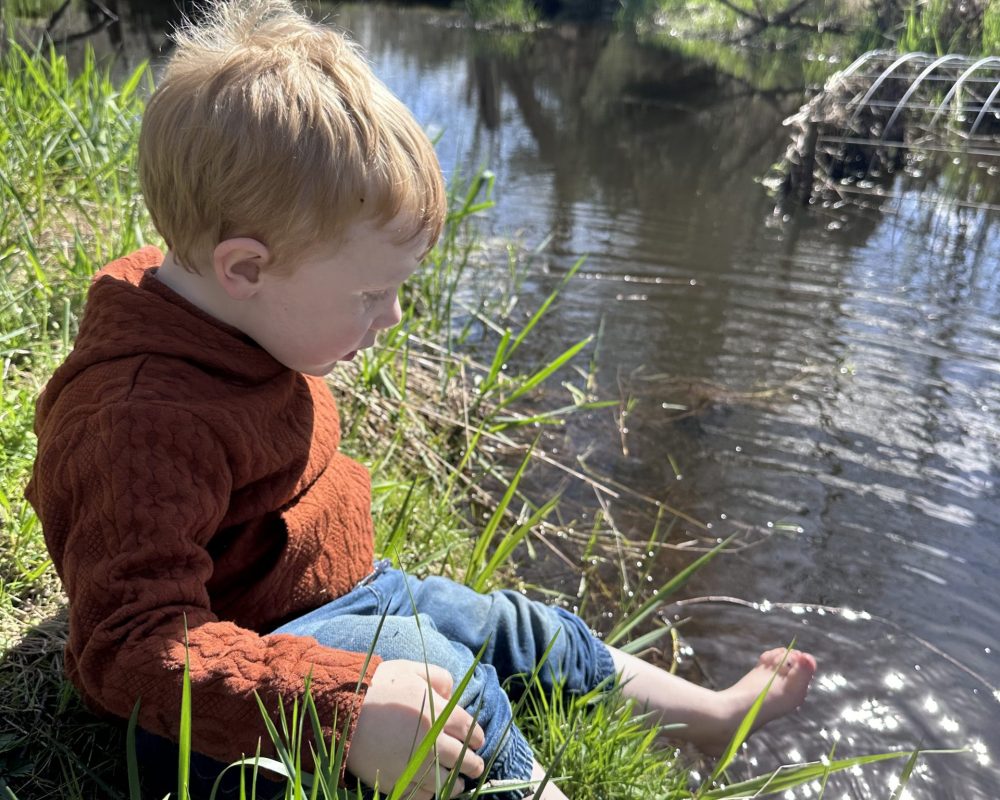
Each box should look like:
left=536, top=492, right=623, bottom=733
left=139, top=0, right=446, bottom=273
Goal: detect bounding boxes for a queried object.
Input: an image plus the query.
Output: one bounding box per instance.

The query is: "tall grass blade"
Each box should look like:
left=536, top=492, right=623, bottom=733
left=383, top=478, right=419, bottom=558
left=178, top=620, right=193, bottom=800
left=437, top=700, right=485, bottom=800
left=117, top=60, right=150, bottom=105
left=888, top=748, right=921, bottom=800
left=304, top=698, right=337, bottom=799
left=606, top=534, right=735, bottom=647
left=472, top=495, right=558, bottom=593
left=126, top=699, right=142, bottom=800
left=207, top=751, right=284, bottom=800
left=252, top=692, right=297, bottom=786
left=697, top=749, right=963, bottom=799
left=465, top=443, right=536, bottom=588
left=709, top=644, right=793, bottom=782
left=481, top=328, right=512, bottom=396
left=507, top=256, right=584, bottom=358
left=617, top=622, right=676, bottom=656
left=495, top=336, right=593, bottom=411
left=817, top=740, right=837, bottom=799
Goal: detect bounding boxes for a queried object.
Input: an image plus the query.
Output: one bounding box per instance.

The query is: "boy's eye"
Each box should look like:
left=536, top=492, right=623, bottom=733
left=362, top=289, right=390, bottom=306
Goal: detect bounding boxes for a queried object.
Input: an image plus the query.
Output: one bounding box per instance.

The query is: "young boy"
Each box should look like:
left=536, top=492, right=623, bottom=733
left=25, top=1, right=817, bottom=798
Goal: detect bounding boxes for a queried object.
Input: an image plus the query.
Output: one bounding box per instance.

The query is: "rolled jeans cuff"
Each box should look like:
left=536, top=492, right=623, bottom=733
left=485, top=723, right=535, bottom=800
left=550, top=606, right=618, bottom=692
left=591, top=636, right=617, bottom=689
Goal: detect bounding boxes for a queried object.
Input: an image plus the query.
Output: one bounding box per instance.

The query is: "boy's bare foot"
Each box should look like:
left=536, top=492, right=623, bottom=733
left=694, top=648, right=817, bottom=757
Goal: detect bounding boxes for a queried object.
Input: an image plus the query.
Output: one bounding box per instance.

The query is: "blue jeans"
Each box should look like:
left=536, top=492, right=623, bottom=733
left=137, top=563, right=615, bottom=799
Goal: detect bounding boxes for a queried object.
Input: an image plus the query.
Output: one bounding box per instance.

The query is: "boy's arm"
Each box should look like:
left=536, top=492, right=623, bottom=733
left=31, top=401, right=380, bottom=769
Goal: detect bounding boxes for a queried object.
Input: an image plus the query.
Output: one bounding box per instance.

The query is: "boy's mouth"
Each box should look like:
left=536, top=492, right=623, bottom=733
left=343, top=350, right=358, bottom=361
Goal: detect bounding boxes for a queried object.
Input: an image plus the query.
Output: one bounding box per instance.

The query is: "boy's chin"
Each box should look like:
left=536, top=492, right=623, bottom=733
left=295, top=350, right=360, bottom=376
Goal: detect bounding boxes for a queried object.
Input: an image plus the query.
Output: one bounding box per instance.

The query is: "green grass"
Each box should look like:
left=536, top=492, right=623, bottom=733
left=897, top=0, right=998, bottom=54
left=0, top=36, right=956, bottom=800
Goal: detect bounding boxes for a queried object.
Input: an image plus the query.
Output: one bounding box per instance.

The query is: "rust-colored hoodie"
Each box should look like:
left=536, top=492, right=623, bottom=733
left=25, top=246, right=381, bottom=766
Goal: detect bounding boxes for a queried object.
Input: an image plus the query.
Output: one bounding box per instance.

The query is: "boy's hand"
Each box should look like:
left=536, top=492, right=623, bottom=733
left=346, top=659, right=487, bottom=800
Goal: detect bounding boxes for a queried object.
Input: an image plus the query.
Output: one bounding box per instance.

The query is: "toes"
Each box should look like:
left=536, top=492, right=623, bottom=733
left=758, top=648, right=788, bottom=668
left=757, top=648, right=818, bottom=680
left=789, top=651, right=818, bottom=675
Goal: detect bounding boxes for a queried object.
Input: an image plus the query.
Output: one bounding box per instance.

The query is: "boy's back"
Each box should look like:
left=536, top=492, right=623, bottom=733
left=26, top=245, right=380, bottom=764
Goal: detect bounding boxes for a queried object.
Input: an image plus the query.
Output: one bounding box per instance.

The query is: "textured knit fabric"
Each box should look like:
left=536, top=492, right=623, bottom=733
left=24, top=246, right=382, bottom=768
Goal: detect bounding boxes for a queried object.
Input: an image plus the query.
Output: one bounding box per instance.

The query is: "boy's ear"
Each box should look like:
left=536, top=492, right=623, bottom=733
left=212, top=238, right=271, bottom=300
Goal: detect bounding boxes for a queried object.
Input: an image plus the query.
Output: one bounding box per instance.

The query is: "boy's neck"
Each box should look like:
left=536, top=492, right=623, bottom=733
left=154, top=250, right=245, bottom=333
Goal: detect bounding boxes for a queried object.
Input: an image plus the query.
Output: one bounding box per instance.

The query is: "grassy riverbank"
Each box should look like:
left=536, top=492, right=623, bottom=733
left=0, top=38, right=943, bottom=800
left=463, top=0, right=1000, bottom=94
left=627, top=0, right=1000, bottom=52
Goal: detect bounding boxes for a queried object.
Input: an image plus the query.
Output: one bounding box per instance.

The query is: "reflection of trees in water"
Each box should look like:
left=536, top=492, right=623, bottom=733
left=27, top=0, right=206, bottom=71
left=461, top=24, right=803, bottom=240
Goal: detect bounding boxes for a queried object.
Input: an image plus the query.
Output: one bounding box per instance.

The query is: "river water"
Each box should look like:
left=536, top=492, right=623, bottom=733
left=333, top=7, right=1000, bottom=798
left=64, top=2, right=999, bottom=797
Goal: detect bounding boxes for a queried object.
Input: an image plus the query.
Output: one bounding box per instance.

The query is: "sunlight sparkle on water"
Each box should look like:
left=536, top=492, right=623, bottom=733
left=841, top=698, right=901, bottom=731
left=971, top=739, right=991, bottom=766
left=939, top=716, right=960, bottom=733
left=818, top=672, right=848, bottom=692
left=923, top=695, right=939, bottom=713
left=883, top=671, right=905, bottom=691
left=886, top=775, right=914, bottom=800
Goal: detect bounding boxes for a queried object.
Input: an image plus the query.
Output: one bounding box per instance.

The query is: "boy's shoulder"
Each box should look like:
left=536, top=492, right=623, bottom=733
left=91, top=244, right=164, bottom=287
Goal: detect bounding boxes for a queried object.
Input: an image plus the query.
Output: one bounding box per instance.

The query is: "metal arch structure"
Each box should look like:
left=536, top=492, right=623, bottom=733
left=774, top=50, right=1000, bottom=217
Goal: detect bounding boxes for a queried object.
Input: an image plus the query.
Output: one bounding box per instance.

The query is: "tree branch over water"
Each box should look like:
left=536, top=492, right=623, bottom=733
left=710, top=0, right=846, bottom=37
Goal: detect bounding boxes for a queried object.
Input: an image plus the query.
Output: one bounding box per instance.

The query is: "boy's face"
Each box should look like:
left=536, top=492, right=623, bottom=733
left=242, top=217, right=427, bottom=376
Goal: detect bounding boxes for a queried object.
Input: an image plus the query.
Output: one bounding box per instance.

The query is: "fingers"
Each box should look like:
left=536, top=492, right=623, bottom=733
left=351, top=660, right=491, bottom=800
left=441, top=702, right=486, bottom=751
left=404, top=761, right=469, bottom=800
left=415, top=662, right=485, bottom=755
left=423, top=662, right=454, bottom=698
left=435, top=728, right=486, bottom=779
left=407, top=662, right=488, bottom=781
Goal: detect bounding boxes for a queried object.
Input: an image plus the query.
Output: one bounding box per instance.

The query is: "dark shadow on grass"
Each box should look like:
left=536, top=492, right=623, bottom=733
left=0, top=608, right=128, bottom=800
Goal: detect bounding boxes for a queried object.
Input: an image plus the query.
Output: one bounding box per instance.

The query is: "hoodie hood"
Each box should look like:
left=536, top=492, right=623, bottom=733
left=66, top=246, right=285, bottom=380
left=37, top=247, right=290, bottom=420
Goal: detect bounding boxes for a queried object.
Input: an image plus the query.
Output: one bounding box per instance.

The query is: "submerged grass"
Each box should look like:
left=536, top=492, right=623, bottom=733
left=0, top=36, right=953, bottom=800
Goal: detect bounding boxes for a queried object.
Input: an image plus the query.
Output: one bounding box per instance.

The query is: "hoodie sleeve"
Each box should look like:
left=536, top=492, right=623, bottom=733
left=29, top=400, right=381, bottom=769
